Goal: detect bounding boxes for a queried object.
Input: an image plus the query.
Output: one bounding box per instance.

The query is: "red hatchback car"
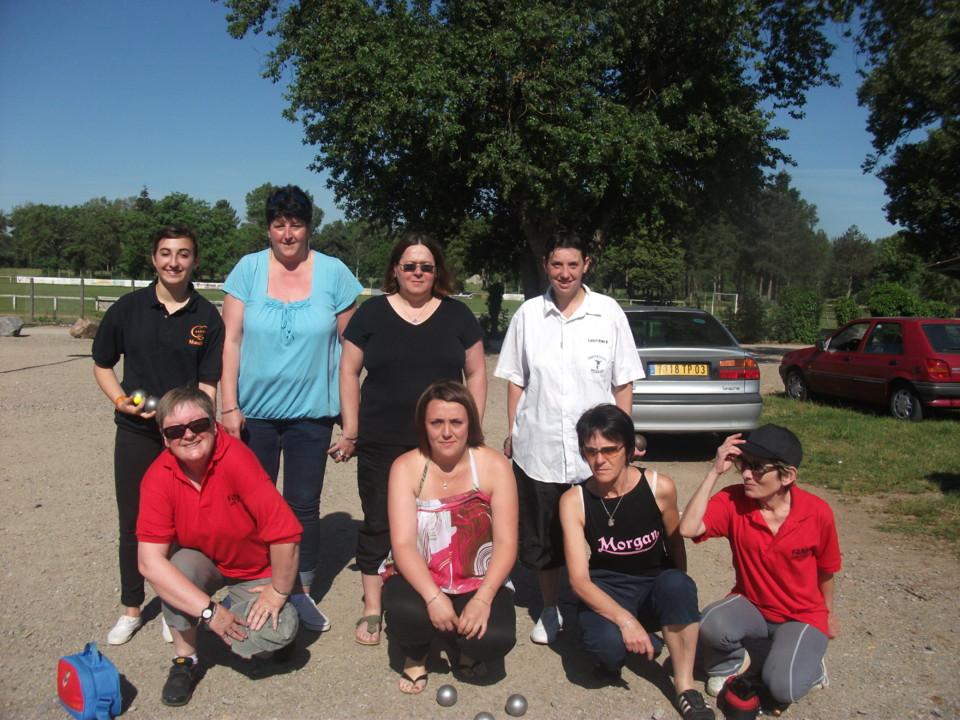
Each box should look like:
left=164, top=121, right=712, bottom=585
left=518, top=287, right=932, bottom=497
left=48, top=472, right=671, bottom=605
left=779, top=317, right=960, bottom=420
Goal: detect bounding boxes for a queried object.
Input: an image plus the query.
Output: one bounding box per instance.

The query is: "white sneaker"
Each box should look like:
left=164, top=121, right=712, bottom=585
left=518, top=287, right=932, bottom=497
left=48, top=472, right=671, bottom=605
left=290, top=593, right=331, bottom=632
left=161, top=616, right=173, bottom=643
left=706, top=650, right=751, bottom=697
left=812, top=659, right=828, bottom=691
left=529, top=606, right=562, bottom=644
left=107, top=615, right=143, bottom=645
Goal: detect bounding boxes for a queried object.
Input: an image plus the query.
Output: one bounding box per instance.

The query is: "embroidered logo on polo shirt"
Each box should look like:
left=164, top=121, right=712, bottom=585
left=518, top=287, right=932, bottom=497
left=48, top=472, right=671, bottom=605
left=791, top=545, right=815, bottom=560
left=588, top=354, right=606, bottom=374
left=189, top=325, right=207, bottom=346
left=226, top=494, right=240, bottom=506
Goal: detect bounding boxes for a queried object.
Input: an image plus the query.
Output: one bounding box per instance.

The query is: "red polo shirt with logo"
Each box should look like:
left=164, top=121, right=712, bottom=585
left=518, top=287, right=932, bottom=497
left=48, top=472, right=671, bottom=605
left=695, top=484, right=841, bottom=635
left=137, top=427, right=301, bottom=580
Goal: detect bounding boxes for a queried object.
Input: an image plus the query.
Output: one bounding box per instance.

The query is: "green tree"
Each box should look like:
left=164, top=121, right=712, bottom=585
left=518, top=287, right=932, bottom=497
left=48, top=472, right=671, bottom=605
left=828, top=226, right=876, bottom=298
left=223, top=0, right=846, bottom=296
left=855, top=0, right=960, bottom=260
left=9, top=203, right=75, bottom=273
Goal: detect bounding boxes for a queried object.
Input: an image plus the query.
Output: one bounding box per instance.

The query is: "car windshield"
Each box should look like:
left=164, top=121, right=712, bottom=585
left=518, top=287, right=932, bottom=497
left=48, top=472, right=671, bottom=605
left=922, top=323, right=960, bottom=353
left=627, top=311, right=736, bottom=348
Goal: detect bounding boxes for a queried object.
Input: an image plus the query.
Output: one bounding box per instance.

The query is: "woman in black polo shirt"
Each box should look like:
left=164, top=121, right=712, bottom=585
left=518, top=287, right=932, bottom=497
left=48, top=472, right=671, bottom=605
left=92, top=224, right=224, bottom=646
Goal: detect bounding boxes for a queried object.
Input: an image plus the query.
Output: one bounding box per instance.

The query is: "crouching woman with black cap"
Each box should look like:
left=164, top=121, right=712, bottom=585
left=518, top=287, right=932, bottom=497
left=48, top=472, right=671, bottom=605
left=680, top=424, right=841, bottom=715
left=137, top=386, right=301, bottom=707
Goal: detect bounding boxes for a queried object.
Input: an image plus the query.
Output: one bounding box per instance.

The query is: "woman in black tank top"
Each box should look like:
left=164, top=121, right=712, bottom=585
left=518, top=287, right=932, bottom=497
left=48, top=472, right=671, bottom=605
left=558, top=405, right=716, bottom=720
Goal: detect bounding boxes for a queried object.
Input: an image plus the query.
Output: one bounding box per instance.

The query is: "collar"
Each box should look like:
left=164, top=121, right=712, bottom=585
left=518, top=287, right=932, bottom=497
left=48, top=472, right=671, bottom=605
left=543, top=283, right=598, bottom=318
left=148, top=279, right=199, bottom=313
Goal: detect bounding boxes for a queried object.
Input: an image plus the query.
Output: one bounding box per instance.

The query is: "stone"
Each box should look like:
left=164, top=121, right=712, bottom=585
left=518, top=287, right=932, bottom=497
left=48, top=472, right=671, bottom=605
left=69, top=318, right=99, bottom=339
left=0, top=317, right=23, bottom=337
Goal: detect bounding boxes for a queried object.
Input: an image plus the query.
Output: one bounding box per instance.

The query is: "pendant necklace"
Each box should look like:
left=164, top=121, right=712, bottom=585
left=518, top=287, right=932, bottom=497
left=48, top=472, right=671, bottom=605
left=399, top=296, right=431, bottom=324
left=600, top=490, right=625, bottom=527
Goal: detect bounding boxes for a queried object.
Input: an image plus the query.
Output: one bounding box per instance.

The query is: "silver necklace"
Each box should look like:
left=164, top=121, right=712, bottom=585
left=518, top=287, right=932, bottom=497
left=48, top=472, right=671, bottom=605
left=600, top=492, right=626, bottom=527
left=398, top=296, right=431, bottom=324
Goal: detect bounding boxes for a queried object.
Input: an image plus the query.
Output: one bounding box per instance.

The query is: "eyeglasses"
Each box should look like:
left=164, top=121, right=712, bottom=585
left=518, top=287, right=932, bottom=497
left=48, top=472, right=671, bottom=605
left=162, top=417, right=215, bottom=440
left=398, top=262, right=435, bottom=274
left=582, top=445, right=623, bottom=459
left=733, top=457, right=779, bottom=476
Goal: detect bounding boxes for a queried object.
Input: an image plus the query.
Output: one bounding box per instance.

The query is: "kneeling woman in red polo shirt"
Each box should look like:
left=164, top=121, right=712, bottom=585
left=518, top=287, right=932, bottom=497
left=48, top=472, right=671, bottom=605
left=138, top=387, right=302, bottom=708
left=680, top=425, right=841, bottom=714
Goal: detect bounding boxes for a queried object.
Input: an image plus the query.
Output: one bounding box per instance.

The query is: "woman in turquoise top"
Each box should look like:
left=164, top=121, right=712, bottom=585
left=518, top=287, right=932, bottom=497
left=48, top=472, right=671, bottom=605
left=221, top=185, right=362, bottom=632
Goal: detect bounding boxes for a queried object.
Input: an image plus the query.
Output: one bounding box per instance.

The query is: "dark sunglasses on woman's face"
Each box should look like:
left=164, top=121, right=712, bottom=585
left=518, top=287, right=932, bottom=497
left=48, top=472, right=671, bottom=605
left=162, top=417, right=215, bottom=440
left=398, top=262, right=435, bottom=274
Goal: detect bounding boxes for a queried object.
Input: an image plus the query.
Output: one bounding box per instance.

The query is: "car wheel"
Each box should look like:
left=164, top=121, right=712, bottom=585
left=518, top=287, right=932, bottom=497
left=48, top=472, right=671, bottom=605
left=889, top=385, right=924, bottom=421
left=785, top=370, right=810, bottom=401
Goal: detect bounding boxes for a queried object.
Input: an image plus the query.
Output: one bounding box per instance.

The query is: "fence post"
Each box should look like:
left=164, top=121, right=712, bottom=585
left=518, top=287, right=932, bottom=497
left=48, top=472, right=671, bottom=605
left=80, top=277, right=85, bottom=319
left=30, top=278, right=35, bottom=323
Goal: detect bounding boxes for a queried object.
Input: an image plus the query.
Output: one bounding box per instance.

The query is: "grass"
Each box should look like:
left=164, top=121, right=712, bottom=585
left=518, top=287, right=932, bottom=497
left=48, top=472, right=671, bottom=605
left=761, top=394, right=960, bottom=552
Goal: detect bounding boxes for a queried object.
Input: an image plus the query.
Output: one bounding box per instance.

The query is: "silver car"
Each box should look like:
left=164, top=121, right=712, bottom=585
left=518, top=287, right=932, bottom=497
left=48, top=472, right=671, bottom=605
left=624, top=307, right=763, bottom=433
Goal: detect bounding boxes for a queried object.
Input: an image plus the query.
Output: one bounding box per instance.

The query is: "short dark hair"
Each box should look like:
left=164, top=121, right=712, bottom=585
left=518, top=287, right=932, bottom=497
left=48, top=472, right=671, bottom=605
left=415, top=381, right=484, bottom=456
left=381, top=232, right=454, bottom=297
left=576, top=404, right=636, bottom=459
left=153, top=224, right=198, bottom=256
left=265, top=185, right=313, bottom=226
left=156, top=386, right=215, bottom=429
left=543, top=229, right=590, bottom=262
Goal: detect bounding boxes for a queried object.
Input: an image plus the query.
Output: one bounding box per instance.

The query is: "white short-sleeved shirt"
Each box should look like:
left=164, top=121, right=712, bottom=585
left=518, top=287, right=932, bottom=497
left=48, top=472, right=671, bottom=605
left=494, top=286, right=644, bottom=484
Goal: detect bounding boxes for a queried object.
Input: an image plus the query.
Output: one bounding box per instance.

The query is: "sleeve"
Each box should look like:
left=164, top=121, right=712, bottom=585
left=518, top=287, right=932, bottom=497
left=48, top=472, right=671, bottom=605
left=453, top=299, right=483, bottom=348
left=610, top=302, right=644, bottom=385
left=91, top=298, right=125, bottom=368
left=493, top=304, right=526, bottom=385
left=196, top=303, right=225, bottom=383
left=329, top=256, right=364, bottom=313
left=136, top=458, right=177, bottom=543
left=342, top=296, right=374, bottom=350
left=221, top=253, right=253, bottom=303
left=816, top=502, right=842, bottom=574
left=693, top=486, right=737, bottom=544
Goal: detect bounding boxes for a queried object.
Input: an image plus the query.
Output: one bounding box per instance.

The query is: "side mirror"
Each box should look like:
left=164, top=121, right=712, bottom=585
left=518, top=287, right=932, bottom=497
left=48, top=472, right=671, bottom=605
left=815, top=340, right=826, bottom=350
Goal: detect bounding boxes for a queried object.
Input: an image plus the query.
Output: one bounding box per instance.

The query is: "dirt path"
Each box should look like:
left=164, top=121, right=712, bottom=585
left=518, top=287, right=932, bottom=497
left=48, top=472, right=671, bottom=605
left=1, top=328, right=957, bottom=719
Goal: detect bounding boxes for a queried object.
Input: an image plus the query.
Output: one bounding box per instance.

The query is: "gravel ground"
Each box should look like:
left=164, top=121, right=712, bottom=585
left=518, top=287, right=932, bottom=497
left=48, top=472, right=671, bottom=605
left=1, top=328, right=958, bottom=720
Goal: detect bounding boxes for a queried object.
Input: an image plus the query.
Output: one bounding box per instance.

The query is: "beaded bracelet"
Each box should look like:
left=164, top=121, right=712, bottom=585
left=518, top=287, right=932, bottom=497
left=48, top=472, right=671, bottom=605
left=619, top=618, right=634, bottom=630
left=114, top=395, right=128, bottom=408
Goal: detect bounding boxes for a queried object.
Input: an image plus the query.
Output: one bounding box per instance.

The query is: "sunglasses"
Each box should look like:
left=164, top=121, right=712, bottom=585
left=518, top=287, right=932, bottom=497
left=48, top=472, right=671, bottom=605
left=398, top=262, right=435, bottom=274
left=162, top=417, right=215, bottom=440
left=582, top=445, right=623, bottom=459
left=733, top=457, right=780, bottom=476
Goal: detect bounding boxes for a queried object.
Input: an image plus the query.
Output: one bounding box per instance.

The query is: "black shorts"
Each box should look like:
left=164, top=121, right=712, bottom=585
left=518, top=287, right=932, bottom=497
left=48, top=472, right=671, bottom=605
left=513, top=461, right=577, bottom=571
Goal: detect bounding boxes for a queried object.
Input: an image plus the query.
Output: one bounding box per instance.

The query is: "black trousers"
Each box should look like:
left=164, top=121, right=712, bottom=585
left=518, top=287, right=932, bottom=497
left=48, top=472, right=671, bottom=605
left=355, top=441, right=413, bottom=574
left=113, top=425, right=164, bottom=608
left=383, top=575, right=517, bottom=661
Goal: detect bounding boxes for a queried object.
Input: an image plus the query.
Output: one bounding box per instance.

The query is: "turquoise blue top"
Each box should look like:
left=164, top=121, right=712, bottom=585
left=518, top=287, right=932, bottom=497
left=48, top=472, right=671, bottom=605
left=223, top=249, right=362, bottom=420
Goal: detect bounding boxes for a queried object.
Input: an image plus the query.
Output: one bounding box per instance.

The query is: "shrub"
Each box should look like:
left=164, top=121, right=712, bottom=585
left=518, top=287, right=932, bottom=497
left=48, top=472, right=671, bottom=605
left=923, top=300, right=955, bottom=318
left=868, top=282, right=924, bottom=317
left=833, top=296, right=861, bottom=327
left=769, top=287, right=823, bottom=344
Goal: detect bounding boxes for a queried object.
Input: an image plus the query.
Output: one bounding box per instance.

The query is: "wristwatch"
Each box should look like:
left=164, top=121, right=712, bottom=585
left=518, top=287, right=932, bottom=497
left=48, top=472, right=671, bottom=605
left=200, top=600, right=217, bottom=623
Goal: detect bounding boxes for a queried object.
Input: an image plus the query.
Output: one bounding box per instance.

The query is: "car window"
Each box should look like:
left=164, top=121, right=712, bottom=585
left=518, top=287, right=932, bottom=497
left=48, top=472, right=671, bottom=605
left=827, top=322, right=870, bottom=352
left=922, top=323, right=960, bottom=353
left=863, top=322, right=904, bottom=354
left=627, top=311, right=736, bottom=348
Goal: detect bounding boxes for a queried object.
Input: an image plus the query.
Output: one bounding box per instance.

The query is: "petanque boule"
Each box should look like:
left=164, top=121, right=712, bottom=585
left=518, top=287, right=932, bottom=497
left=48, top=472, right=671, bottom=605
left=129, top=389, right=148, bottom=405
left=436, top=684, right=458, bottom=707
left=505, top=693, right=528, bottom=717
left=142, top=395, right=160, bottom=413
left=474, top=713, right=495, bottom=720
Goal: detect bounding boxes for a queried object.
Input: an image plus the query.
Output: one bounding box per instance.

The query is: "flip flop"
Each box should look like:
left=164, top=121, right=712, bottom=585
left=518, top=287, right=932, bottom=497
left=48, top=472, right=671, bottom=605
left=399, top=670, right=428, bottom=695
left=355, top=614, right=382, bottom=645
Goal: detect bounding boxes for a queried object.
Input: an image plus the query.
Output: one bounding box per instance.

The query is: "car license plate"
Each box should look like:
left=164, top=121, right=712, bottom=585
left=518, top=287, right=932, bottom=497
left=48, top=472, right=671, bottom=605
left=649, top=363, right=709, bottom=376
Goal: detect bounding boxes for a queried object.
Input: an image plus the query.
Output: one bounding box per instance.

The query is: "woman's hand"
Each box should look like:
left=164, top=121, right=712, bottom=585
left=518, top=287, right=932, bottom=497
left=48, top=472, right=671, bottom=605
left=207, top=603, right=249, bottom=646
left=502, top=436, right=512, bottom=459
left=425, top=592, right=459, bottom=633
left=457, top=596, right=491, bottom=640
left=327, top=435, right=356, bottom=463
left=245, top=584, right=289, bottom=631
left=619, top=617, right=656, bottom=660
left=115, top=396, right=156, bottom=419
left=221, top=409, right=245, bottom=439
left=713, top=433, right=745, bottom=475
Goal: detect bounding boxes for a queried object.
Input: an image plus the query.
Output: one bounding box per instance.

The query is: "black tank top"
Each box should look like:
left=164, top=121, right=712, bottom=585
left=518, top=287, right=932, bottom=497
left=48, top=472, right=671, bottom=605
left=581, top=469, right=670, bottom=576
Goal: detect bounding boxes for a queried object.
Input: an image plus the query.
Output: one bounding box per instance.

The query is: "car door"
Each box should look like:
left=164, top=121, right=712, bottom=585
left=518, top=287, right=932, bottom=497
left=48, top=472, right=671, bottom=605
left=806, top=321, right=872, bottom=398
left=853, top=321, right=905, bottom=403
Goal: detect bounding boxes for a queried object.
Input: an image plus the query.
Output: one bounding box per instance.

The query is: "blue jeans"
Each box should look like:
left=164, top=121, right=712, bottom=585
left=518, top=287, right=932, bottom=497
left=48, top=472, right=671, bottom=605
left=579, top=568, right=700, bottom=671
left=244, top=417, right=334, bottom=588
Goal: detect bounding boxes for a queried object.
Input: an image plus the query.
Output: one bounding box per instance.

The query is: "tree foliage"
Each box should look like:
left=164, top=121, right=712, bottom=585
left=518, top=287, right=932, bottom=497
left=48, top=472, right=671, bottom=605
left=769, top=286, right=823, bottom=343
left=223, top=0, right=846, bottom=295
left=855, top=0, right=960, bottom=260
left=828, top=225, right=875, bottom=298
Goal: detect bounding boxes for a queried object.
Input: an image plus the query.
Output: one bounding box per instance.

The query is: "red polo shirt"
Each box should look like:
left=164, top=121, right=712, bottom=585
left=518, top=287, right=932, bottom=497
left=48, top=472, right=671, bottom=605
left=695, top=484, right=841, bottom=636
left=137, top=426, right=301, bottom=580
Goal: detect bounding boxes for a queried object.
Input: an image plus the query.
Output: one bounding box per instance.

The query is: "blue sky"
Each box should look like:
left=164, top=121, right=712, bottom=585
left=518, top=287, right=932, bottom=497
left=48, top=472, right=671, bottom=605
left=0, top=1, right=899, bottom=240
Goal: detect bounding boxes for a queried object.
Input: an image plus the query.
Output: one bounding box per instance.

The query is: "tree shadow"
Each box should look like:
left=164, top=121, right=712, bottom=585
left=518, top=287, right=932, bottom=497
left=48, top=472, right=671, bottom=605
left=927, top=472, right=960, bottom=494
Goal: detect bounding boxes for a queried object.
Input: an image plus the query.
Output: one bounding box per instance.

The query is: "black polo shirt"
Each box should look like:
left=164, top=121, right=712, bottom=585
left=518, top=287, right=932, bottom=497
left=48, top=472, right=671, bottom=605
left=92, top=281, right=224, bottom=436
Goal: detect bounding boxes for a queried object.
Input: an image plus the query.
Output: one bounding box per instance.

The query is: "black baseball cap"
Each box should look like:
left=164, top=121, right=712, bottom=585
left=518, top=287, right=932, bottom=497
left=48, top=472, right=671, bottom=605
left=740, top=424, right=802, bottom=467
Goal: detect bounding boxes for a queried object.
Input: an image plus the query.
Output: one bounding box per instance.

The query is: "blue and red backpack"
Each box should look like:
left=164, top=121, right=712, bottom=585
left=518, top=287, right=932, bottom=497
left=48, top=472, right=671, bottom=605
left=57, top=643, right=122, bottom=720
